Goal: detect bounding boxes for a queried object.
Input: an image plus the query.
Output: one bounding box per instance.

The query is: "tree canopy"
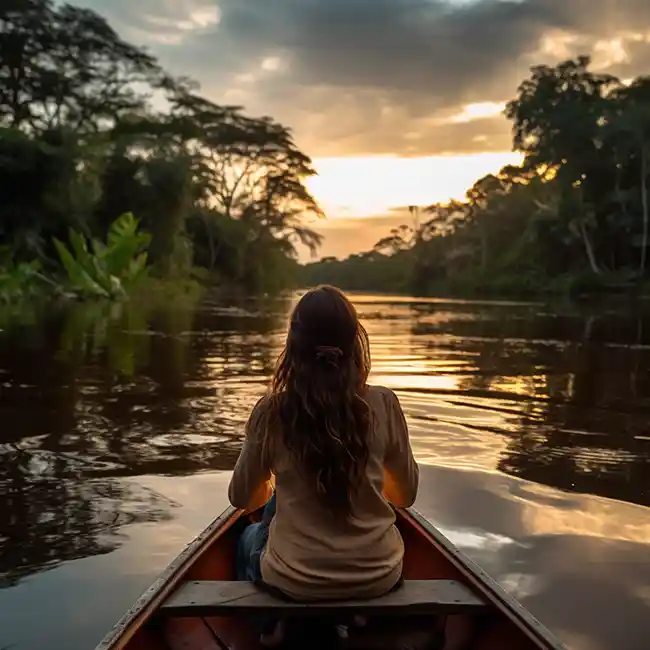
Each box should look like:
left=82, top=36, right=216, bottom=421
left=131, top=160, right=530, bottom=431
left=0, top=0, right=323, bottom=297
left=303, top=56, right=650, bottom=297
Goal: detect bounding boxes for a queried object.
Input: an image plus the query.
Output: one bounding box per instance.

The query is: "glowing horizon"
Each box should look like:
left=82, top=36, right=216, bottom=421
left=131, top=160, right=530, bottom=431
left=305, top=150, right=523, bottom=220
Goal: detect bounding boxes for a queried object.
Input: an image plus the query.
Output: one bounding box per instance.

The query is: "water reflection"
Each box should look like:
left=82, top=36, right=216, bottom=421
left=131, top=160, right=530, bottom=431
left=390, top=299, right=650, bottom=507
left=0, top=295, right=288, bottom=588
left=416, top=465, right=650, bottom=650
left=1, top=293, right=650, bottom=648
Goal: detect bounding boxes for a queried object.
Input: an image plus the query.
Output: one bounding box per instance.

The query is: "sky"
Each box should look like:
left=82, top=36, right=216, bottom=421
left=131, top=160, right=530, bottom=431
left=79, top=0, right=650, bottom=260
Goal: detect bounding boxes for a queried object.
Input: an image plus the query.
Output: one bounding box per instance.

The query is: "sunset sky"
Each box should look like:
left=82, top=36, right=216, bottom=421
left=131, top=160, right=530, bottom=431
left=80, top=0, right=650, bottom=260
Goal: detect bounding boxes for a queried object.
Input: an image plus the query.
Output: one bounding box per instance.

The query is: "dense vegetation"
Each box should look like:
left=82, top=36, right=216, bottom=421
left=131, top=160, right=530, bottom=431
left=302, top=57, right=650, bottom=297
left=5, top=3, right=648, bottom=303
left=0, top=0, right=323, bottom=303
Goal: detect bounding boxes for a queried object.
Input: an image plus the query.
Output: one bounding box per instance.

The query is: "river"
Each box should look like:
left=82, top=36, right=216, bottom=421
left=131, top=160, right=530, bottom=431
left=0, top=292, right=649, bottom=650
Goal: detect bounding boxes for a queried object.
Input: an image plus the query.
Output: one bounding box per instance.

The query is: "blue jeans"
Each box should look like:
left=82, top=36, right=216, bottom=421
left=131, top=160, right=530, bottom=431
left=236, top=493, right=276, bottom=583
left=236, top=494, right=278, bottom=633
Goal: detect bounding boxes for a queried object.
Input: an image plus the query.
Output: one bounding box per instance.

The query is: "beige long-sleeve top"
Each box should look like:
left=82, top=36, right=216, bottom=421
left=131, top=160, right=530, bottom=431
left=228, top=385, right=419, bottom=601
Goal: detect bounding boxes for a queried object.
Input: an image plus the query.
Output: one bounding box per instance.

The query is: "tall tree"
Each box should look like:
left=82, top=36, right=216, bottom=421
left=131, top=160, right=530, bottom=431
left=0, top=0, right=164, bottom=132
left=607, top=78, right=650, bottom=274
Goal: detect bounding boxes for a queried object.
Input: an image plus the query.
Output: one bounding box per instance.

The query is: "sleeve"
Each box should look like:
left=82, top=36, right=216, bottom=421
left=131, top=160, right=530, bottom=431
left=383, top=389, right=419, bottom=508
left=228, top=397, right=274, bottom=512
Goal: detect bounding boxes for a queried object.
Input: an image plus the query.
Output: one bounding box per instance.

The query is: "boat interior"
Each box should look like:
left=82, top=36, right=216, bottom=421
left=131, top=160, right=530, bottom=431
left=115, top=509, right=560, bottom=650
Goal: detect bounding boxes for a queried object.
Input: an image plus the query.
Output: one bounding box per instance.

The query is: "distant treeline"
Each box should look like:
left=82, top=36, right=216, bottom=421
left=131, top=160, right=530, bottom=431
left=302, top=56, right=650, bottom=297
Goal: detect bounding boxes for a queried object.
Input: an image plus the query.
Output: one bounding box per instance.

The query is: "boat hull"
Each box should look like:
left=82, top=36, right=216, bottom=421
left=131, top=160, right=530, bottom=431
left=95, top=506, right=567, bottom=650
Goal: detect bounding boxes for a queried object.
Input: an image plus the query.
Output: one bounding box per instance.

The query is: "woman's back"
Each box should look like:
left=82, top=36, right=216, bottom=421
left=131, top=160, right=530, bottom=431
left=230, top=385, right=418, bottom=600
left=228, top=285, right=419, bottom=601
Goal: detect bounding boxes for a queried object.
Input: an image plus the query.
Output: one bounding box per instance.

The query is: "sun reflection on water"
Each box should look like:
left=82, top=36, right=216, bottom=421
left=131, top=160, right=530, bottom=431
left=2, top=292, right=650, bottom=650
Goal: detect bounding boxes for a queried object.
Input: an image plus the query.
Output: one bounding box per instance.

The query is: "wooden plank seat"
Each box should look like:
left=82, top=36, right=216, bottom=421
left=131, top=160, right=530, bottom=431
left=160, top=579, right=487, bottom=618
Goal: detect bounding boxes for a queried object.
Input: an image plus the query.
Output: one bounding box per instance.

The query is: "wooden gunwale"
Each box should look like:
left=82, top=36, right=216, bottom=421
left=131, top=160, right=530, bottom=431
left=94, top=506, right=241, bottom=650
left=402, top=508, right=567, bottom=650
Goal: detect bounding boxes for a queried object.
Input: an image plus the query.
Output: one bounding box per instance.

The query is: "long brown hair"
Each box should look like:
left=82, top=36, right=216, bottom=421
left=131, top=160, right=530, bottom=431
left=262, top=285, right=371, bottom=517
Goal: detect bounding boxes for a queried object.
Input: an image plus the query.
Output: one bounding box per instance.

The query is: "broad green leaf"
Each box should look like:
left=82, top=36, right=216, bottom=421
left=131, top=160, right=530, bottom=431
left=54, top=238, right=110, bottom=297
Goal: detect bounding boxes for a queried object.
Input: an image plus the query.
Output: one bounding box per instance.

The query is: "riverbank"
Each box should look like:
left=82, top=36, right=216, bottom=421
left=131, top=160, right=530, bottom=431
left=299, top=262, right=650, bottom=302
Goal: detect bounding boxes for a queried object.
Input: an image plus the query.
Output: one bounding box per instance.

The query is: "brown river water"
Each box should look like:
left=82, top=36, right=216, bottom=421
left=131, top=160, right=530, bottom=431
left=0, top=292, right=649, bottom=650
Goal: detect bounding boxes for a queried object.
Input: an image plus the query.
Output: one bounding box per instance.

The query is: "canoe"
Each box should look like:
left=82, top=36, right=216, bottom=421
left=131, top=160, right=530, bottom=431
left=94, top=506, right=567, bottom=650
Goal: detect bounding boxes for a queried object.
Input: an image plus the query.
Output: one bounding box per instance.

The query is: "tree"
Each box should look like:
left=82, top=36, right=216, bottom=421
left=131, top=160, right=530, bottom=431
left=607, top=78, right=650, bottom=274
left=374, top=225, right=414, bottom=255
left=165, top=90, right=324, bottom=260
left=0, top=0, right=325, bottom=298
left=0, top=0, right=164, bottom=132
left=505, top=56, right=622, bottom=274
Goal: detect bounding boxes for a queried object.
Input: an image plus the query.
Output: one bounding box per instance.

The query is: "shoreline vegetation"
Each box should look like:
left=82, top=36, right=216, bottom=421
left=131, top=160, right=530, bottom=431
left=301, top=57, right=650, bottom=300
left=0, top=0, right=319, bottom=314
left=3, top=4, right=650, bottom=317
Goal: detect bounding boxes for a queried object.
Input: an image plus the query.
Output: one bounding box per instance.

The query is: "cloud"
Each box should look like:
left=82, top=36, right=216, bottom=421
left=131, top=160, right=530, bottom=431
left=80, top=0, right=650, bottom=156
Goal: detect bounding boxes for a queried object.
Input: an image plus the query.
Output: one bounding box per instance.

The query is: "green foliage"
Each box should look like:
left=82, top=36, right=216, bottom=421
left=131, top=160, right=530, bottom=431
left=0, top=247, right=43, bottom=303
left=302, top=252, right=412, bottom=294
left=53, top=212, right=151, bottom=298
left=130, top=274, right=206, bottom=308
left=0, top=0, right=324, bottom=304
left=303, top=56, right=650, bottom=298
left=0, top=0, right=164, bottom=132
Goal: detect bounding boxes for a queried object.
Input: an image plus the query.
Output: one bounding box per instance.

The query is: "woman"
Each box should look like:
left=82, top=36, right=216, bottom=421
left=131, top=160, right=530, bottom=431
left=229, top=286, right=466, bottom=647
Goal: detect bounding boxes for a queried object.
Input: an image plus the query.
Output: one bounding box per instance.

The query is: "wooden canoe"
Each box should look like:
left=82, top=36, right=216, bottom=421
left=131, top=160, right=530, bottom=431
left=94, top=506, right=568, bottom=650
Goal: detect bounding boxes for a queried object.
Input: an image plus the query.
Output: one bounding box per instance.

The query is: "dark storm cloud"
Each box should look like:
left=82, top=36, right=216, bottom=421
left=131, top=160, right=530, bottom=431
left=218, top=0, right=544, bottom=98
left=81, top=0, right=650, bottom=156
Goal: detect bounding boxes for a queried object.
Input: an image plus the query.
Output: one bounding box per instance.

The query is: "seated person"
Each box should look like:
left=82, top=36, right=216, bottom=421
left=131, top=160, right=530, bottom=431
left=229, top=285, right=470, bottom=649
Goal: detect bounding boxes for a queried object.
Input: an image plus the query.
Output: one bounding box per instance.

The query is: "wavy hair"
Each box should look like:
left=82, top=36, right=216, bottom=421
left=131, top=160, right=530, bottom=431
left=261, top=285, right=372, bottom=517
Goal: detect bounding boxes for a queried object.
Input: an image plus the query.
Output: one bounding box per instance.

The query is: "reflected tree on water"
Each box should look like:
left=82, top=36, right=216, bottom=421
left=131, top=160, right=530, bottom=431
left=411, top=303, right=650, bottom=507
left=0, top=444, right=176, bottom=588
left=496, top=311, right=650, bottom=507
left=0, top=296, right=287, bottom=586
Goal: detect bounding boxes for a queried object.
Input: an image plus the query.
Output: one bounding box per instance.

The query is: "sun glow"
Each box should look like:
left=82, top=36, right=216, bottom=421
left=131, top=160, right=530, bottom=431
left=306, top=151, right=522, bottom=218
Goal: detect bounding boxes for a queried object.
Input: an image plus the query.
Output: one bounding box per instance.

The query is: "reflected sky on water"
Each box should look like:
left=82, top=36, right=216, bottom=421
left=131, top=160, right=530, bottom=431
left=1, top=292, right=649, bottom=650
